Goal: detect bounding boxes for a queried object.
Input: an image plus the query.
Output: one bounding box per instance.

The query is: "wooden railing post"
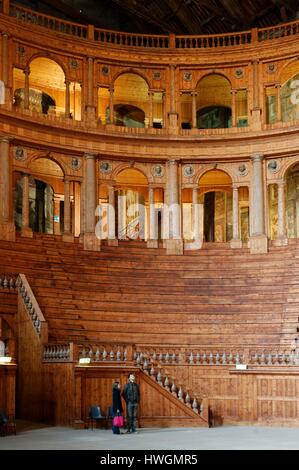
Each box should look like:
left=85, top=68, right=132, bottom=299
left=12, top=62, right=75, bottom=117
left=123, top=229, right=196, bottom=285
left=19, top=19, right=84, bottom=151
left=169, top=33, right=175, bottom=49
left=87, top=24, right=94, bottom=41
left=251, top=27, right=258, bottom=44
left=2, top=0, right=10, bottom=15
left=126, top=344, right=133, bottom=361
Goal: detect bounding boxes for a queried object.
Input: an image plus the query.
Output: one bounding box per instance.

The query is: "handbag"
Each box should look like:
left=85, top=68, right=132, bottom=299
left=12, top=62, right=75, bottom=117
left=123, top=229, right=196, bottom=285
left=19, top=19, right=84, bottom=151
left=113, top=414, right=124, bottom=427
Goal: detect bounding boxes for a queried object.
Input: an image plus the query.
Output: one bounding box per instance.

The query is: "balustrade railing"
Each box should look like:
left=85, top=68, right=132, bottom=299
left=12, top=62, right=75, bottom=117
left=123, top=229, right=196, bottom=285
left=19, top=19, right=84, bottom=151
left=5, top=3, right=299, bottom=49
left=43, top=343, right=73, bottom=362
left=16, top=274, right=48, bottom=341
left=0, top=274, right=17, bottom=289
left=136, top=347, right=299, bottom=367
left=76, top=343, right=132, bottom=363
left=9, top=3, right=87, bottom=38
left=139, top=358, right=207, bottom=418
left=175, top=30, right=251, bottom=49
left=94, top=28, right=169, bottom=48
left=258, top=20, right=299, bottom=41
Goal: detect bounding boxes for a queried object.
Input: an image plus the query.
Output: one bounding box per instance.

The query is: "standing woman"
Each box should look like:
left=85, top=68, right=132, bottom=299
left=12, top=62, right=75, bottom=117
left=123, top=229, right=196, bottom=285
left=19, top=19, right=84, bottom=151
left=112, top=380, right=123, bottom=434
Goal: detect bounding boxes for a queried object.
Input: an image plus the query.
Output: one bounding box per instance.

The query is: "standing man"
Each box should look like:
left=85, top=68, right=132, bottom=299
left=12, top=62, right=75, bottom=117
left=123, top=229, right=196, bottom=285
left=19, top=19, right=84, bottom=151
left=122, top=373, right=140, bottom=433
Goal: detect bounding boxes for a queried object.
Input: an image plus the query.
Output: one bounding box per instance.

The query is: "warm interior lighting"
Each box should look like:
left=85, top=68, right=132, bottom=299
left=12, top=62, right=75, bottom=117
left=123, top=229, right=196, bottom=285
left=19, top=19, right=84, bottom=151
left=0, top=356, right=12, bottom=363
left=79, top=357, right=91, bottom=364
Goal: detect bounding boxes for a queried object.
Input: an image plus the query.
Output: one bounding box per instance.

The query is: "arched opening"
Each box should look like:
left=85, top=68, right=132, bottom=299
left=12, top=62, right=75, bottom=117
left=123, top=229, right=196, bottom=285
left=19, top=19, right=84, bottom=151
left=266, top=62, right=299, bottom=124
left=14, top=157, right=71, bottom=235
left=15, top=177, right=54, bottom=233
left=112, top=73, right=149, bottom=128
left=13, top=59, right=81, bottom=119
left=285, top=163, right=299, bottom=238
left=281, top=72, right=299, bottom=123
left=198, top=170, right=232, bottom=242
left=196, top=75, right=232, bottom=129
left=114, top=168, right=148, bottom=239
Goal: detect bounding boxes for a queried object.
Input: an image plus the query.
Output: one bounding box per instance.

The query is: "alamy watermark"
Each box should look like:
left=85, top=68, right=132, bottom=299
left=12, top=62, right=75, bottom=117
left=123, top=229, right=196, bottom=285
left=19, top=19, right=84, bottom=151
left=95, top=196, right=202, bottom=241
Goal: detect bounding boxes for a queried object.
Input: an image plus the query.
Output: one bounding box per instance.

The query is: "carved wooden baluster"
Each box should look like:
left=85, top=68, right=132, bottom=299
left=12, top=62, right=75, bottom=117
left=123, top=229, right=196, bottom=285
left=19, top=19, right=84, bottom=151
left=192, top=398, right=199, bottom=414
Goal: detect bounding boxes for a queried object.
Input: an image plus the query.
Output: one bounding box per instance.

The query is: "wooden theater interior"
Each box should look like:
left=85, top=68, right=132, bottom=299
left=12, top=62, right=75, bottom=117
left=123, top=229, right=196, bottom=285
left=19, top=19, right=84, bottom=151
left=1, top=0, right=299, bottom=431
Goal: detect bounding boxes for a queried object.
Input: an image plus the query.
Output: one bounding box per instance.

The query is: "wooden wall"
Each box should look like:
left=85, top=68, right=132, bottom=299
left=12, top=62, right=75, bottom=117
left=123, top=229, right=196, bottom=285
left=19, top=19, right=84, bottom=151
left=0, top=364, right=16, bottom=416
left=41, top=363, right=75, bottom=425
left=160, top=364, right=299, bottom=425
left=16, top=295, right=44, bottom=421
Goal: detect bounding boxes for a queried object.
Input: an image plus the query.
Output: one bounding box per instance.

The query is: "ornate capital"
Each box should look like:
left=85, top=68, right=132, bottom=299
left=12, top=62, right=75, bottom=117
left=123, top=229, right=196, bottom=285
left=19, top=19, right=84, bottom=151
left=84, top=152, right=97, bottom=160
left=251, top=154, right=264, bottom=163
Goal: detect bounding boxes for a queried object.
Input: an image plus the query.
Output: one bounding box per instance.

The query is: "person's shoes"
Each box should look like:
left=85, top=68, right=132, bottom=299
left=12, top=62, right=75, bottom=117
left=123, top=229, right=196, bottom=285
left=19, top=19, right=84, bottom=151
left=131, top=428, right=137, bottom=433
left=126, top=429, right=132, bottom=433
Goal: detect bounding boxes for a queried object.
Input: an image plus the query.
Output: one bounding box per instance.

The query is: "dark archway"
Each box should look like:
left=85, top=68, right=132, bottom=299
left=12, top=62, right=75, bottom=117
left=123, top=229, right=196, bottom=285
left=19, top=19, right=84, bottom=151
left=197, top=106, right=232, bottom=129
left=14, top=88, right=56, bottom=114
left=15, top=177, right=54, bottom=234
left=113, top=104, right=145, bottom=128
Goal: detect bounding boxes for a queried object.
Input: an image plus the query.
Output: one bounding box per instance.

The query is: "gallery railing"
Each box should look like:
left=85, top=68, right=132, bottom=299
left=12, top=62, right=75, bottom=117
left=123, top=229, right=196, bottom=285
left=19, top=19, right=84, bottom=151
left=3, top=2, right=299, bottom=49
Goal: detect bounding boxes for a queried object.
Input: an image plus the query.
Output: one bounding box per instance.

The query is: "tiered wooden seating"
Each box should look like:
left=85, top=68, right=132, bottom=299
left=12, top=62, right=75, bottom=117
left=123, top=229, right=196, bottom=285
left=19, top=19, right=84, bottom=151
left=0, top=233, right=297, bottom=351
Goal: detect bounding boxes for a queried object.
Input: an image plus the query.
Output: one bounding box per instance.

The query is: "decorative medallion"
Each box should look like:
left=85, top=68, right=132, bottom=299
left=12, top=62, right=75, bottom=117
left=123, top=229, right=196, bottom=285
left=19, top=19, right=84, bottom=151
left=101, top=66, right=110, bottom=76
left=151, top=164, right=164, bottom=177
left=268, top=160, right=279, bottom=173
left=183, top=165, right=195, bottom=178
left=69, top=58, right=79, bottom=70
left=235, top=68, right=244, bottom=78
left=267, top=63, right=277, bottom=74
left=100, top=161, right=112, bottom=174
left=70, top=157, right=81, bottom=171
left=153, top=71, right=161, bottom=80
left=183, top=72, right=192, bottom=82
left=237, top=163, right=248, bottom=177
left=14, top=146, right=26, bottom=161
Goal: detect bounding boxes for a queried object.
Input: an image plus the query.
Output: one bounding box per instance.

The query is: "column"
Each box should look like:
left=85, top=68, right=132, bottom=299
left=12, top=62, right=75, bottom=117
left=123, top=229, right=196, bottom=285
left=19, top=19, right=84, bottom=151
left=62, top=178, right=73, bottom=242
left=252, top=60, right=259, bottom=109
left=21, top=173, right=33, bottom=238
left=65, top=80, right=70, bottom=118
left=231, top=89, right=237, bottom=127
left=24, top=68, right=30, bottom=110
left=192, top=186, right=198, bottom=238
left=84, top=153, right=100, bottom=250
left=147, top=186, right=158, bottom=248
left=230, top=185, right=242, bottom=248
left=148, top=91, right=153, bottom=128
left=79, top=179, right=85, bottom=240
left=191, top=91, right=197, bottom=129
left=249, top=154, right=268, bottom=253
left=53, top=196, right=61, bottom=235
left=251, top=60, right=262, bottom=130
left=275, top=180, right=287, bottom=245
left=108, top=183, right=118, bottom=246
left=165, top=159, right=183, bottom=254
left=109, top=87, right=114, bottom=124
left=275, top=83, right=282, bottom=122
left=85, top=57, right=95, bottom=121
left=80, top=83, right=84, bottom=121
left=168, top=65, right=178, bottom=133
left=162, top=91, right=166, bottom=128
left=2, top=32, right=8, bottom=87
left=0, top=136, right=15, bottom=240
left=184, top=185, right=203, bottom=251
left=74, top=181, right=80, bottom=237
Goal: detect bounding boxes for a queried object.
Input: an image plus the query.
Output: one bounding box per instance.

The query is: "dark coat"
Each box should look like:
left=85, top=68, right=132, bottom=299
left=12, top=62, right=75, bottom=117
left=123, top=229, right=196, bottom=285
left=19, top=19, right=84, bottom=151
left=123, top=381, right=140, bottom=404
left=112, top=386, right=123, bottom=414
